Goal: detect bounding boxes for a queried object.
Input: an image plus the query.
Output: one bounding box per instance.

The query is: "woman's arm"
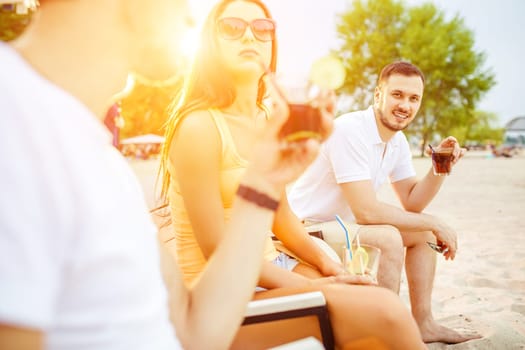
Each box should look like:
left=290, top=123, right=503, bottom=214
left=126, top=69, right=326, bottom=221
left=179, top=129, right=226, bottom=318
left=272, top=196, right=343, bottom=276
left=169, top=110, right=313, bottom=290
left=169, top=110, right=229, bottom=257
left=168, top=170, right=280, bottom=349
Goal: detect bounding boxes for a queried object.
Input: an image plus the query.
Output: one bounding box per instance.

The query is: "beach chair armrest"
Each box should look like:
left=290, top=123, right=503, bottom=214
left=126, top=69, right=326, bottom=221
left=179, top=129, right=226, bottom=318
left=268, top=336, right=324, bottom=350
left=243, top=291, right=334, bottom=350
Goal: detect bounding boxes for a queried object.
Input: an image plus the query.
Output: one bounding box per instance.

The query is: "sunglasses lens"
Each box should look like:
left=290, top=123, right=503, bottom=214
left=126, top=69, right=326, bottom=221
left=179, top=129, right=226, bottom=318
left=251, top=19, right=275, bottom=42
left=217, top=18, right=275, bottom=42
left=217, top=18, right=247, bottom=40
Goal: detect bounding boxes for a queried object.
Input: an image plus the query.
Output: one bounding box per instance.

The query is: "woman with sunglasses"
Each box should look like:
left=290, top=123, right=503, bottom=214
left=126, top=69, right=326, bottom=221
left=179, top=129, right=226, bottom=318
left=159, top=0, right=426, bottom=348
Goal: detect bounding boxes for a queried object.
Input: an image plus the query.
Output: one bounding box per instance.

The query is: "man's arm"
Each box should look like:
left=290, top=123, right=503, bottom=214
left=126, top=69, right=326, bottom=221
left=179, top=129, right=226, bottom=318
left=340, top=179, right=458, bottom=259
left=391, top=172, right=445, bottom=213
left=393, top=135, right=465, bottom=213
left=340, top=179, right=436, bottom=232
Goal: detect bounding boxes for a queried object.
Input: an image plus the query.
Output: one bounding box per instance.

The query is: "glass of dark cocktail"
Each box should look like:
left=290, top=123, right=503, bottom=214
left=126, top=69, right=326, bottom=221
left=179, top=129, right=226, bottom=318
left=431, top=147, right=454, bottom=176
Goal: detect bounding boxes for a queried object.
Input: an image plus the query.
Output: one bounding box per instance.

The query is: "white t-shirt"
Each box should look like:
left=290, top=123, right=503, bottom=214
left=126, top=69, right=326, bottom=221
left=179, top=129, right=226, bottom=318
left=288, top=106, right=415, bottom=222
left=0, top=43, right=181, bottom=350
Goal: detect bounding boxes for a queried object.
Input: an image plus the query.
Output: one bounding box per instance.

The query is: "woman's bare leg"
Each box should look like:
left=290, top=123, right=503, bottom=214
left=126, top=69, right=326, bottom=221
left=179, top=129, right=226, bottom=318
left=231, top=284, right=425, bottom=349
left=292, top=262, right=324, bottom=278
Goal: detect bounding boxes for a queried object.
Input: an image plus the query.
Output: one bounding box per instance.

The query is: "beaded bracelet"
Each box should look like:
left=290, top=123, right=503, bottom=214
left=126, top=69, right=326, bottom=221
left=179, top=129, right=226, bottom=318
left=237, top=184, right=279, bottom=211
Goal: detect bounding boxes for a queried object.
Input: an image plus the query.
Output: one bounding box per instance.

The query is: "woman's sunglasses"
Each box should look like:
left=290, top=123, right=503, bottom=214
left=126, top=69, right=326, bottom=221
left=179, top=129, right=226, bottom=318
left=216, top=17, right=276, bottom=42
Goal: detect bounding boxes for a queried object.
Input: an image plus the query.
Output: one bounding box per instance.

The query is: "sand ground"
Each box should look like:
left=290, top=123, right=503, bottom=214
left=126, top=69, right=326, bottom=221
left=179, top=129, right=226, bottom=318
left=130, top=150, right=525, bottom=349
left=389, top=152, right=525, bottom=350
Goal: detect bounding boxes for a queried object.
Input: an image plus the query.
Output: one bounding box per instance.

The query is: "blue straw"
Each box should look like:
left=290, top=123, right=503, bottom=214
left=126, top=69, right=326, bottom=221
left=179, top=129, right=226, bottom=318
left=335, top=215, right=352, bottom=260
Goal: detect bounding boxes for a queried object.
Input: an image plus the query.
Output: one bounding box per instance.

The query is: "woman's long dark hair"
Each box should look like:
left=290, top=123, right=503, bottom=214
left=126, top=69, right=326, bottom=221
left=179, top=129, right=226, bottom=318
left=158, top=0, right=278, bottom=203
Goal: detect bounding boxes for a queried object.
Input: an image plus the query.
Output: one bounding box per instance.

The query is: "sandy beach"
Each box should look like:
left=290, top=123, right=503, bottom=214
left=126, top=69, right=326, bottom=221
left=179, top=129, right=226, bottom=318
left=130, top=150, right=525, bottom=349
left=391, top=152, right=525, bottom=350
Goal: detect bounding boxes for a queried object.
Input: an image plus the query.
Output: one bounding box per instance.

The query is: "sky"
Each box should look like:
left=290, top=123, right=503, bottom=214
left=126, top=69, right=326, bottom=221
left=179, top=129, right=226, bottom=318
left=188, top=0, right=524, bottom=126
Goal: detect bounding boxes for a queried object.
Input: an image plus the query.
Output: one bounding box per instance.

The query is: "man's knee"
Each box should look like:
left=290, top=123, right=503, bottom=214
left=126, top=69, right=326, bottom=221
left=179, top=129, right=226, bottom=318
left=360, top=225, right=403, bottom=253
left=402, top=230, right=434, bottom=247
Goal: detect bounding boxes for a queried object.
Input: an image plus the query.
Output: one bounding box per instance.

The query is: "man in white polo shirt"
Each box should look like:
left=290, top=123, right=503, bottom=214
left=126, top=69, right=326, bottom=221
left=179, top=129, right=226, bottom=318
left=289, top=61, right=479, bottom=344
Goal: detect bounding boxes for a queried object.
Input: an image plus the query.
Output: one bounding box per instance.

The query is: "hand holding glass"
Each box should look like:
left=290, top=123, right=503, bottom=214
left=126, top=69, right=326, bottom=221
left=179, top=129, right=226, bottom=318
left=431, top=146, right=454, bottom=176
left=275, top=80, right=325, bottom=142
left=262, top=55, right=344, bottom=142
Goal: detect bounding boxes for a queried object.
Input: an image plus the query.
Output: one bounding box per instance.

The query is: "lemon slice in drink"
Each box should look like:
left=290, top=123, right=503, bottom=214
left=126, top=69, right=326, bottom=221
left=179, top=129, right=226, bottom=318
left=351, top=247, right=369, bottom=275
left=309, top=55, right=346, bottom=90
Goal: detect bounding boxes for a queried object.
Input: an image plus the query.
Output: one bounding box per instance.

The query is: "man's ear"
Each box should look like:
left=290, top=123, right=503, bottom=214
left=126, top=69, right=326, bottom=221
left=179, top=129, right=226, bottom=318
left=373, top=86, right=381, bottom=105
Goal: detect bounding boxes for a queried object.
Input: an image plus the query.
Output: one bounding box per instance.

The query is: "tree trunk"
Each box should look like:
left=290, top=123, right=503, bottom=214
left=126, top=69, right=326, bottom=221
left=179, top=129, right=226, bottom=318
left=420, top=134, right=428, bottom=157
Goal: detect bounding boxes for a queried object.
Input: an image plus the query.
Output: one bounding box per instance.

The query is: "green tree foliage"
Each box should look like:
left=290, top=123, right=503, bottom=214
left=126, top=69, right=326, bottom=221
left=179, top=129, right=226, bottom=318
left=2, top=1, right=190, bottom=143
left=334, top=0, right=496, bottom=155
left=450, top=110, right=504, bottom=146
left=0, top=4, right=35, bottom=41
left=119, top=74, right=183, bottom=139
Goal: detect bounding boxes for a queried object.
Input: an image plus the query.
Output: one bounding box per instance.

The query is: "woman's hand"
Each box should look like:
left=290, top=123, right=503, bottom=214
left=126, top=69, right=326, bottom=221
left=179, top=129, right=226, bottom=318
left=318, top=257, right=347, bottom=277
left=317, top=258, right=378, bottom=286
left=246, top=74, right=334, bottom=197
left=312, top=88, right=336, bottom=121
left=310, top=274, right=377, bottom=286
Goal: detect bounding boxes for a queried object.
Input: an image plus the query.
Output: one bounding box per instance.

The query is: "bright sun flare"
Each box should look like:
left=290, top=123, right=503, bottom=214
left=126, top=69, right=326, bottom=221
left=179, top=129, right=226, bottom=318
left=179, top=27, right=200, bottom=64
left=177, top=1, right=215, bottom=65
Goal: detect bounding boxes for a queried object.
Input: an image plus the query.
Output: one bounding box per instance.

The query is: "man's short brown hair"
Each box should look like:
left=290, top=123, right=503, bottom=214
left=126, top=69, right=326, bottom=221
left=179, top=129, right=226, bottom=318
left=378, top=61, right=425, bottom=86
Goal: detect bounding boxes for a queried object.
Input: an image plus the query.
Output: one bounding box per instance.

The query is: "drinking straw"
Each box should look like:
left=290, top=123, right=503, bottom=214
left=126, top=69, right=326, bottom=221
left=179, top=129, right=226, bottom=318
left=428, top=144, right=435, bottom=153
left=335, top=215, right=352, bottom=260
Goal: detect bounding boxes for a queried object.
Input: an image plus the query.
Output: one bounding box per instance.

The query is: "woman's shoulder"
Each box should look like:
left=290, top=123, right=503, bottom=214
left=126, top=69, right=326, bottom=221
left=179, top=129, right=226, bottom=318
left=180, top=109, right=214, bottom=124
left=176, top=109, right=219, bottom=135
left=170, top=109, right=222, bottom=158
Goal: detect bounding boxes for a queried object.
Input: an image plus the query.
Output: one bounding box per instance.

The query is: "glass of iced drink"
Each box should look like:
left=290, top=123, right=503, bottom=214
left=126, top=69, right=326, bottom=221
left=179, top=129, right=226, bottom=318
left=342, top=244, right=381, bottom=280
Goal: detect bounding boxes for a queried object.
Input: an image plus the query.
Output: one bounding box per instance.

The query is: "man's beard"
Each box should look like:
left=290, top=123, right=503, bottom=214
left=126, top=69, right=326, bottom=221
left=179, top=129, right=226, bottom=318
left=376, top=108, right=409, bottom=132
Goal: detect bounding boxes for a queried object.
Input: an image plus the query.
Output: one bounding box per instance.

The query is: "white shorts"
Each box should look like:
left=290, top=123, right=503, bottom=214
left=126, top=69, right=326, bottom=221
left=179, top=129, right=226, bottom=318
left=255, top=252, right=299, bottom=292
left=271, top=252, right=299, bottom=271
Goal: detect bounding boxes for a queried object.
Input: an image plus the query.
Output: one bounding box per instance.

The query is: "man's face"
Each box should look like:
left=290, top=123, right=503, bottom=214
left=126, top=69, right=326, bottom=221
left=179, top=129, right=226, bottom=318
left=373, top=74, right=424, bottom=132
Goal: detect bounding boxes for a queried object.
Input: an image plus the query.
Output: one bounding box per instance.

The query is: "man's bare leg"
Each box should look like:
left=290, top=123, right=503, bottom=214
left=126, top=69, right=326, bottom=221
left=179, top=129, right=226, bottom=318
left=358, top=225, right=404, bottom=292
left=402, top=230, right=481, bottom=344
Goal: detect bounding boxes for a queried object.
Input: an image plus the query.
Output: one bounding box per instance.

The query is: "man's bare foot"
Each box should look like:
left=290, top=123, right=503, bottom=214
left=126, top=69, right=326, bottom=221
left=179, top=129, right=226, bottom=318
left=419, top=319, right=482, bottom=344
